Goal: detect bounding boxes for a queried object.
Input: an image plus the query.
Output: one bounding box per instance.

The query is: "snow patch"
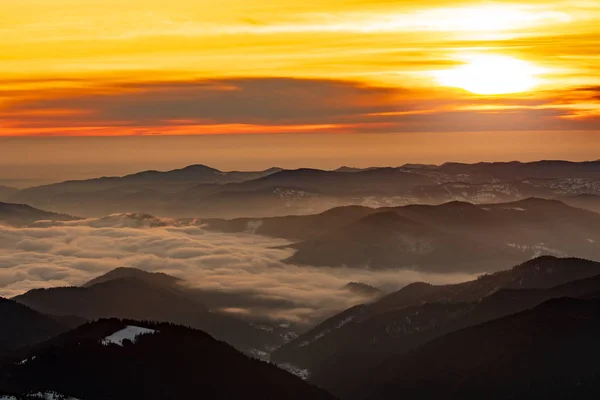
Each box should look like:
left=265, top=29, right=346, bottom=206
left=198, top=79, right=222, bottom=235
left=248, top=348, right=270, bottom=362
left=251, top=324, right=274, bottom=332
left=30, top=393, right=80, bottom=400
left=278, top=363, right=311, bottom=380
left=16, top=356, right=36, bottom=365
left=335, top=315, right=355, bottom=329
left=245, top=220, right=263, bottom=234
left=588, top=239, right=596, bottom=244
left=100, top=325, right=157, bottom=346
left=281, top=331, right=299, bottom=344
left=0, top=393, right=80, bottom=400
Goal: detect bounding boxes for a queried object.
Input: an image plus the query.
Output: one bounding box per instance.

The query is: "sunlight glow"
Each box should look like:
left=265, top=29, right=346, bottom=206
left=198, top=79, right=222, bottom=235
left=433, top=55, right=543, bottom=95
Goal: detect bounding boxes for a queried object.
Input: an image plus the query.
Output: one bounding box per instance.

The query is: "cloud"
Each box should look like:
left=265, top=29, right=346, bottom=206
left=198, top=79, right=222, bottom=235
left=0, top=214, right=476, bottom=324
left=3, top=77, right=600, bottom=137
left=2, top=78, right=405, bottom=126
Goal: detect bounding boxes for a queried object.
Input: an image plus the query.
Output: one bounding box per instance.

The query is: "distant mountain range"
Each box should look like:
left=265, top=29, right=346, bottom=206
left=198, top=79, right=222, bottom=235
left=5, top=160, right=600, bottom=218
left=271, top=256, right=600, bottom=398
left=0, top=319, right=335, bottom=400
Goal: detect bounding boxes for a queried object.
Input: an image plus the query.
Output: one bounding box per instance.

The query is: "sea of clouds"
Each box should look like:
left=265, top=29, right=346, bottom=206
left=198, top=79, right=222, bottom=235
left=0, top=214, right=476, bottom=324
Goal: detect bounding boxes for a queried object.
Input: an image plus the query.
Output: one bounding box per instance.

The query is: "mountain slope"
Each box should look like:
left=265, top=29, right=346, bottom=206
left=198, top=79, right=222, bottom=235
left=0, top=202, right=76, bottom=227
left=175, top=186, right=339, bottom=218
left=271, top=257, right=600, bottom=390
left=561, top=193, right=600, bottom=213
left=438, top=160, right=600, bottom=181
left=351, top=298, right=600, bottom=400
left=0, top=297, right=79, bottom=359
left=217, top=198, right=600, bottom=271
left=10, top=161, right=600, bottom=218
left=285, top=208, right=521, bottom=270
left=204, top=205, right=376, bottom=241
left=10, top=166, right=282, bottom=217
left=12, top=272, right=284, bottom=355
left=83, top=267, right=182, bottom=288
left=0, top=319, right=336, bottom=400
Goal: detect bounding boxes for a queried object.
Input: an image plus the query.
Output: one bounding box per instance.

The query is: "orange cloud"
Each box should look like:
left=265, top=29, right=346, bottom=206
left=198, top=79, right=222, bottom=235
left=1, top=77, right=599, bottom=136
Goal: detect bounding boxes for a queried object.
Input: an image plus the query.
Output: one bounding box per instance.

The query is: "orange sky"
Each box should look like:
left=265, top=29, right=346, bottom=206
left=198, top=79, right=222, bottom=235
left=1, top=0, right=600, bottom=136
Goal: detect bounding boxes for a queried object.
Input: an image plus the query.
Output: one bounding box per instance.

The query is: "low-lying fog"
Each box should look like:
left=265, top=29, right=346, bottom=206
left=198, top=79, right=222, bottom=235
left=0, top=214, right=476, bottom=325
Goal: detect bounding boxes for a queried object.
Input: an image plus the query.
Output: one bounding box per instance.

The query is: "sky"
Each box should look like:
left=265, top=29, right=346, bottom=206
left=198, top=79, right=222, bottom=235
left=0, top=0, right=599, bottom=179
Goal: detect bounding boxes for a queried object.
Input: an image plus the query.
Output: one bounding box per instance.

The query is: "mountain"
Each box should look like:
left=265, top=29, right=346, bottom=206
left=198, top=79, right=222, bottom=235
left=0, top=319, right=336, bottom=400
left=0, top=297, right=80, bottom=359
left=333, top=166, right=380, bottom=173
left=12, top=270, right=286, bottom=355
left=83, top=267, right=182, bottom=288
left=561, top=193, right=600, bottom=213
left=204, top=205, right=376, bottom=241
left=0, top=202, right=77, bottom=227
left=285, top=209, right=517, bottom=271
left=271, top=257, right=600, bottom=392
left=175, top=186, right=340, bottom=218
left=225, top=167, right=437, bottom=196
left=411, top=177, right=600, bottom=205
left=438, top=160, right=600, bottom=181
left=348, top=298, right=600, bottom=400
left=0, top=186, right=18, bottom=202
left=214, top=198, right=600, bottom=271
left=9, top=161, right=600, bottom=219
left=308, top=200, right=600, bottom=270
left=10, top=165, right=282, bottom=217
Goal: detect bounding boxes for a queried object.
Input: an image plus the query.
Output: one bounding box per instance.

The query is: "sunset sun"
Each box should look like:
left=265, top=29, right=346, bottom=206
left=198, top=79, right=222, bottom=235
left=434, top=55, right=542, bottom=95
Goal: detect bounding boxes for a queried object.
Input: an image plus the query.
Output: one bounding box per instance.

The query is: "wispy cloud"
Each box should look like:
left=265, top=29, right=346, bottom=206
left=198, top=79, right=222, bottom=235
left=2, top=77, right=599, bottom=136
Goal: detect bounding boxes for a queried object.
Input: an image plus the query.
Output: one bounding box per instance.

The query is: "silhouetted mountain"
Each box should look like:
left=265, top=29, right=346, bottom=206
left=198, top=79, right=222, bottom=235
left=0, top=202, right=77, bottom=227
left=0, top=297, right=79, bottom=359
left=347, top=298, right=600, bottom=400
left=0, top=319, right=336, bottom=400
left=83, top=267, right=182, bottom=288
left=271, top=257, right=600, bottom=392
left=12, top=274, right=283, bottom=355
left=13, top=277, right=207, bottom=319
left=0, top=186, right=18, bottom=202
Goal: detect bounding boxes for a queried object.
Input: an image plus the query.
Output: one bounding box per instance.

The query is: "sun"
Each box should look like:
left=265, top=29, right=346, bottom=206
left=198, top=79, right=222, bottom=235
left=433, top=55, right=542, bottom=95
